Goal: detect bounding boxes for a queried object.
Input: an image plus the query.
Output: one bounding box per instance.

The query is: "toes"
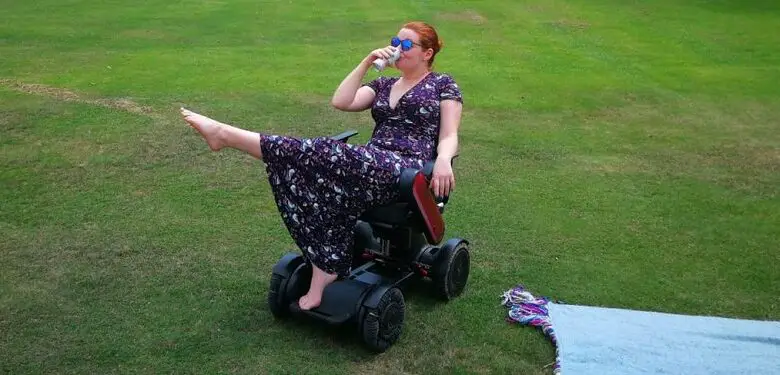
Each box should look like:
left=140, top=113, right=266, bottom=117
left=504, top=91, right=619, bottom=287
left=298, top=295, right=321, bottom=310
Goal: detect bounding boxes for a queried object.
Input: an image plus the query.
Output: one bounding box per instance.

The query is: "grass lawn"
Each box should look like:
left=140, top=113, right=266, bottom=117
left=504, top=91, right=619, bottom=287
left=2, top=0, right=778, bottom=373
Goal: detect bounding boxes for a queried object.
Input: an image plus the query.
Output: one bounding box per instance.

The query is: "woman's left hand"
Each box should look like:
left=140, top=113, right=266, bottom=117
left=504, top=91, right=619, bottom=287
left=430, top=157, right=455, bottom=198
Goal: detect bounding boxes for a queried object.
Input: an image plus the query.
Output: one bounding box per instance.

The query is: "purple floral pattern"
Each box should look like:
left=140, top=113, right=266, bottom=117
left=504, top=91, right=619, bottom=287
left=259, top=72, right=462, bottom=276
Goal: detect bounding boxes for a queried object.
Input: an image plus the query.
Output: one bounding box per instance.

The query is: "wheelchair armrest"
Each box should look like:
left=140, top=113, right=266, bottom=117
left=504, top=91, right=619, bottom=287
left=421, top=153, right=459, bottom=205
left=399, top=168, right=420, bottom=203
left=330, top=130, right=359, bottom=142
left=398, top=169, right=445, bottom=244
left=422, top=154, right=459, bottom=178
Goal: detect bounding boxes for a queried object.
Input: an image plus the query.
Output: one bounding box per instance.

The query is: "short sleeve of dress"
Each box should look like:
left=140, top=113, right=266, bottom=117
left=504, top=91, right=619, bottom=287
left=438, top=74, right=463, bottom=103
left=363, top=76, right=388, bottom=94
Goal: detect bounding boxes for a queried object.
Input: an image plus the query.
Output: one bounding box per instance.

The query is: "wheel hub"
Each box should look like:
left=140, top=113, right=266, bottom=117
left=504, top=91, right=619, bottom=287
left=379, top=302, right=404, bottom=341
left=448, top=248, right=469, bottom=295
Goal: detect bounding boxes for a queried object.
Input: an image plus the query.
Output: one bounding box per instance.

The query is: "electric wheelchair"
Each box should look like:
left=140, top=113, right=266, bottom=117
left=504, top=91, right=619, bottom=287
left=267, top=129, right=471, bottom=353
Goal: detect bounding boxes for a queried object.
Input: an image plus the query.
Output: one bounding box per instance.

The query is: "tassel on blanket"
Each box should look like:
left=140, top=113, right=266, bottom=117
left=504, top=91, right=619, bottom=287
left=500, top=285, right=561, bottom=374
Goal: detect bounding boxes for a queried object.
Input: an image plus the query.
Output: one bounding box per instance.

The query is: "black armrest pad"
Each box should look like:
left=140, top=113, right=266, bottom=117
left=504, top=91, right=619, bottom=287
left=398, top=168, right=419, bottom=203
left=330, top=130, right=359, bottom=142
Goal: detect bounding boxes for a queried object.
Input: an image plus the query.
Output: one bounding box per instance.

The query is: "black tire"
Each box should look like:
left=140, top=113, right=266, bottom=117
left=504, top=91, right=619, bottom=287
left=268, top=261, right=310, bottom=318
left=268, top=273, right=289, bottom=319
left=360, top=287, right=405, bottom=353
left=434, top=242, right=470, bottom=301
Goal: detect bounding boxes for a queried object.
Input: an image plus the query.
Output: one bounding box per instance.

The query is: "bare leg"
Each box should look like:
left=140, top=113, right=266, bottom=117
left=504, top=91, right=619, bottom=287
left=299, top=265, right=339, bottom=310
left=180, top=108, right=263, bottom=159
left=182, top=108, right=339, bottom=310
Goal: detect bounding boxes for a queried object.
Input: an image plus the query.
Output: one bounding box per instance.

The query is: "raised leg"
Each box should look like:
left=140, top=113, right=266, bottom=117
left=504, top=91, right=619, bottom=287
left=180, top=107, right=263, bottom=159
left=182, top=107, right=344, bottom=310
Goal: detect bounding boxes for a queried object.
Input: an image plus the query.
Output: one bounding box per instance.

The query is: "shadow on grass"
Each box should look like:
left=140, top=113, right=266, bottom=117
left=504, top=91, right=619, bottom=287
left=216, top=277, right=453, bottom=358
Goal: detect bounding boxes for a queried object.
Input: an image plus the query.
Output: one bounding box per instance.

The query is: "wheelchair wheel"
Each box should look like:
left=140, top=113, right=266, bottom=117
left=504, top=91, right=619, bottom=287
left=268, top=260, right=310, bottom=319
left=360, top=287, right=405, bottom=353
left=434, top=241, right=470, bottom=301
left=268, top=273, right=290, bottom=318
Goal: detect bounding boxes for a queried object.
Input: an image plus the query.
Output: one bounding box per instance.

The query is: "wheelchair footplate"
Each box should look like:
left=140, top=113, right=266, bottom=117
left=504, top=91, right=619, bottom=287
left=289, top=279, right=372, bottom=325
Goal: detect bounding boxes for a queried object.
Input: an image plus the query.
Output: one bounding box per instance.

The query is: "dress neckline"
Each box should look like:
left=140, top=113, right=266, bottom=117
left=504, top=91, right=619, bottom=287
left=388, top=72, right=433, bottom=111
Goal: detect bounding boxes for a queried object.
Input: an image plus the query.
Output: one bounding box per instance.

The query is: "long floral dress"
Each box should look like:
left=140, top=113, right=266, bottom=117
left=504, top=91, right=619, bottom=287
left=258, top=72, right=462, bottom=276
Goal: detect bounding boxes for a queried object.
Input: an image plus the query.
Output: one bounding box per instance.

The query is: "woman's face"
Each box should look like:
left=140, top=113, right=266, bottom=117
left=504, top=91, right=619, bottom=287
left=393, top=28, right=432, bottom=72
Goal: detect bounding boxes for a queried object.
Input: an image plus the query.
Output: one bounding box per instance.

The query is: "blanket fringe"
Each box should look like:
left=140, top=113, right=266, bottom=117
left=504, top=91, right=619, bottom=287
left=500, top=285, right=561, bottom=374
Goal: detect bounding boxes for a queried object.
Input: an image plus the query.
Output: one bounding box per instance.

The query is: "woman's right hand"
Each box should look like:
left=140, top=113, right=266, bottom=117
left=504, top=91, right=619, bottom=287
left=365, top=46, right=397, bottom=64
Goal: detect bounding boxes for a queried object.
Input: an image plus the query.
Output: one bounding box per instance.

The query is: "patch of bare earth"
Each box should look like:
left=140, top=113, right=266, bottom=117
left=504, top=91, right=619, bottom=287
left=0, top=79, right=158, bottom=118
left=436, top=10, right=487, bottom=25
left=119, top=29, right=169, bottom=40
left=546, top=19, right=590, bottom=30
left=295, top=92, right=329, bottom=106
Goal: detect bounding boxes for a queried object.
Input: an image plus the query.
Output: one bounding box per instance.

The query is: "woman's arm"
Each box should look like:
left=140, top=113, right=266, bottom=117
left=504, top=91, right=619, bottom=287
left=331, top=47, right=395, bottom=112
left=431, top=99, right=463, bottom=198
left=436, top=100, right=462, bottom=160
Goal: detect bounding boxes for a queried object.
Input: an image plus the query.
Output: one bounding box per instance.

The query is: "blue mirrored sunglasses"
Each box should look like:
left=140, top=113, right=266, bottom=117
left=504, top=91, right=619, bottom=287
left=391, top=36, right=422, bottom=51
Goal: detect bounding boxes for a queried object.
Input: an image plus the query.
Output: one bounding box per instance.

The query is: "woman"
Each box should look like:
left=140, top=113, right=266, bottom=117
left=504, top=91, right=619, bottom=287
left=180, top=21, right=463, bottom=310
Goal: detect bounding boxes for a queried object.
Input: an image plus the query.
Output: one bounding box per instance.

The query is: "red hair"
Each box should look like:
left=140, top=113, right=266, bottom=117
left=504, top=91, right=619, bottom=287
left=402, top=21, right=443, bottom=66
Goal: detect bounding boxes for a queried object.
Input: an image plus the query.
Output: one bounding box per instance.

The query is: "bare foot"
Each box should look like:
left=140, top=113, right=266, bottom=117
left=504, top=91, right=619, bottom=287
left=180, top=107, right=225, bottom=151
left=298, top=294, right=322, bottom=310
left=298, top=266, right=339, bottom=310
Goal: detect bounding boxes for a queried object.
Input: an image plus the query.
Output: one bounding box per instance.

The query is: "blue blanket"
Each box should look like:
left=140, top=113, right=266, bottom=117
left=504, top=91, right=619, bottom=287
left=502, top=285, right=780, bottom=375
